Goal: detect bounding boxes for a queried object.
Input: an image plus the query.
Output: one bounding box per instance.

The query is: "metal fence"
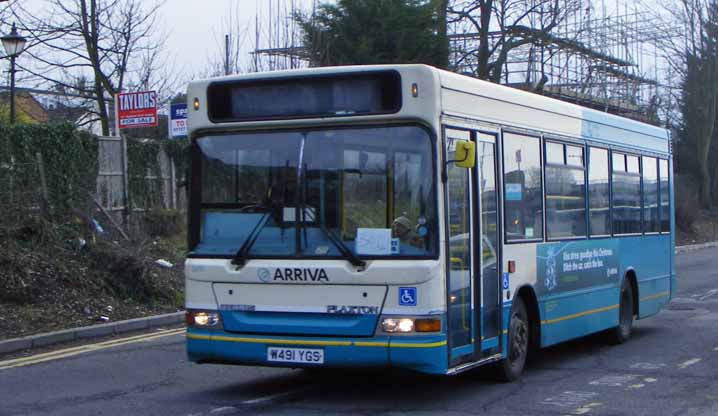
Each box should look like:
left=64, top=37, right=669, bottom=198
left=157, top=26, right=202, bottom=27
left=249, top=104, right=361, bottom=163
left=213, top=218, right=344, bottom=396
left=96, top=136, right=181, bottom=229
left=1, top=135, right=183, bottom=234
left=0, top=157, right=45, bottom=229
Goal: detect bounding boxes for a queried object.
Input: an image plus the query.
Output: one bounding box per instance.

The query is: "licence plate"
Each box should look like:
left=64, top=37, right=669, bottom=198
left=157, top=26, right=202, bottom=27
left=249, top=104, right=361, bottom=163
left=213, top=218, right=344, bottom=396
left=267, top=347, right=324, bottom=364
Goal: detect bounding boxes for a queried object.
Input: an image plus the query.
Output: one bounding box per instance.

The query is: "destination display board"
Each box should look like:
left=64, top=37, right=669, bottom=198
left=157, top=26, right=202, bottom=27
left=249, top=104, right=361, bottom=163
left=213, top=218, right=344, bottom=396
left=207, top=71, right=402, bottom=122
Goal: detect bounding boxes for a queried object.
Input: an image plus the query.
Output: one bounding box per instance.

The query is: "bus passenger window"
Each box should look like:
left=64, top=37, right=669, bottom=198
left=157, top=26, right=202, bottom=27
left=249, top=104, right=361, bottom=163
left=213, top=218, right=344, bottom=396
left=588, top=147, right=610, bottom=236
left=612, top=152, right=642, bottom=234
left=545, top=142, right=586, bottom=239
left=643, top=156, right=660, bottom=233
left=659, top=159, right=670, bottom=232
left=503, top=133, right=543, bottom=241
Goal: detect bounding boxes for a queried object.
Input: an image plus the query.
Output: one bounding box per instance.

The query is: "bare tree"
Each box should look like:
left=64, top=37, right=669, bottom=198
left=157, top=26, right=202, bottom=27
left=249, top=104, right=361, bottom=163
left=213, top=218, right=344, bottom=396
left=200, top=0, right=306, bottom=78
left=448, top=0, right=581, bottom=84
left=199, top=2, right=253, bottom=78
left=9, top=0, right=169, bottom=135
left=653, top=0, right=718, bottom=206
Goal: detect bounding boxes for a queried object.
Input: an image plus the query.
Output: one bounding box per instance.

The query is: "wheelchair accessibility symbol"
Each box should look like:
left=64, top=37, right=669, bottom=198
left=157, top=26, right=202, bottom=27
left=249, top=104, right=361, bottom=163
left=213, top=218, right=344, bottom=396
left=399, top=287, right=417, bottom=306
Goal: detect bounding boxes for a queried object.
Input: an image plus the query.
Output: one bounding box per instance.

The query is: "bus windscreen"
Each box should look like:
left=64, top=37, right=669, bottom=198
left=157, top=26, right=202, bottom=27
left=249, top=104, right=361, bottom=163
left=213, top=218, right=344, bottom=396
left=207, top=71, right=402, bottom=122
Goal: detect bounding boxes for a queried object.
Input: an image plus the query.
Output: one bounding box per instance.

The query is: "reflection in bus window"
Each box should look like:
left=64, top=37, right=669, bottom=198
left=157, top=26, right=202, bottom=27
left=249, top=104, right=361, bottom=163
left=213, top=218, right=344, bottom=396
left=612, top=152, right=642, bottom=234
left=503, top=133, right=543, bottom=241
left=445, top=132, right=472, bottom=349
left=394, top=150, right=430, bottom=245
left=478, top=140, right=499, bottom=340
left=643, top=156, right=660, bottom=233
left=545, top=142, right=586, bottom=239
left=659, top=159, right=670, bottom=232
left=588, top=147, right=610, bottom=236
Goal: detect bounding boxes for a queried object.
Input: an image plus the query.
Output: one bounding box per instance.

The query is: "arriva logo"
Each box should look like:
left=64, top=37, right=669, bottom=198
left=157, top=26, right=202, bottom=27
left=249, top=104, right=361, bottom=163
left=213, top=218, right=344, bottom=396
left=257, top=268, right=271, bottom=282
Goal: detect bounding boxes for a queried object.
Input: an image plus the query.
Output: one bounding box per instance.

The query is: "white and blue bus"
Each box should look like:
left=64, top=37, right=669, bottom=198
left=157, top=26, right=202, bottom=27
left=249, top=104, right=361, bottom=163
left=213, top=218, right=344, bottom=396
left=184, top=65, right=674, bottom=380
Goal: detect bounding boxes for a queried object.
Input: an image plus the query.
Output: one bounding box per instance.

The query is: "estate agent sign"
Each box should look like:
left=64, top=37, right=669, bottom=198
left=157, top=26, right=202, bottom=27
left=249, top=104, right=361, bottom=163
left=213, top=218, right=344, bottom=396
left=116, top=90, right=158, bottom=129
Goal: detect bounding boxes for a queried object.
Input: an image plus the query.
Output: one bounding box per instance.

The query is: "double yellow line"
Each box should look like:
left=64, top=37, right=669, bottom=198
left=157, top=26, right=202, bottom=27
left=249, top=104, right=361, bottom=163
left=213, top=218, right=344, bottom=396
left=0, top=328, right=185, bottom=371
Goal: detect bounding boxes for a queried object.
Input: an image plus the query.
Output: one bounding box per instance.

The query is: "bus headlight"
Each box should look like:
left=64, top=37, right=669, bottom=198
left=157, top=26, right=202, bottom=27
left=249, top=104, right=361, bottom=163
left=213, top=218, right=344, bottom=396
left=381, top=316, right=442, bottom=333
left=382, top=318, right=414, bottom=333
left=186, top=310, right=221, bottom=327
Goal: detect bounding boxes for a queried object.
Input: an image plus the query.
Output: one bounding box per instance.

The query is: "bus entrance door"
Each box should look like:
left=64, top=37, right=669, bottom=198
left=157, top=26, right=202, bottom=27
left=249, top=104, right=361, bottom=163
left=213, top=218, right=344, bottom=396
left=445, top=128, right=477, bottom=364
left=446, top=128, right=502, bottom=367
left=475, top=134, right=501, bottom=356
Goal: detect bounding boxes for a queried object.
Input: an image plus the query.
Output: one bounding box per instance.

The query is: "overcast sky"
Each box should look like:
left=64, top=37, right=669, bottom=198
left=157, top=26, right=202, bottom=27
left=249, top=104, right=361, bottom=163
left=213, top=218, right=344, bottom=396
left=159, top=0, right=315, bottom=79
left=160, top=0, right=261, bottom=77
left=6, top=0, right=316, bottom=92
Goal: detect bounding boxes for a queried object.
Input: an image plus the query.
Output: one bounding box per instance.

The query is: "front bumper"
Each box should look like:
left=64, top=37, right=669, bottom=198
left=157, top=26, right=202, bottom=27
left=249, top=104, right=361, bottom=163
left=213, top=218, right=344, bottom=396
left=187, top=328, right=448, bottom=375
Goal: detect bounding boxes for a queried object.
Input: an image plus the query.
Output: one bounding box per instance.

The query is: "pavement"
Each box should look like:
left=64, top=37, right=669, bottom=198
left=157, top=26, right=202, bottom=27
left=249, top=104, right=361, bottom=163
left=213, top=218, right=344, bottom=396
left=0, top=312, right=184, bottom=355
left=1, top=244, right=717, bottom=415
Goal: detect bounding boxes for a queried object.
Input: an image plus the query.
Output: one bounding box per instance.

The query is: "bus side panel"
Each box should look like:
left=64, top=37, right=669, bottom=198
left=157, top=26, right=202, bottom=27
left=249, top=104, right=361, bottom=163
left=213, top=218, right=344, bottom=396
left=534, top=239, right=619, bottom=347
left=535, top=238, right=621, bottom=346
left=617, top=234, right=672, bottom=319
left=533, top=235, right=671, bottom=347
left=538, top=285, right=619, bottom=347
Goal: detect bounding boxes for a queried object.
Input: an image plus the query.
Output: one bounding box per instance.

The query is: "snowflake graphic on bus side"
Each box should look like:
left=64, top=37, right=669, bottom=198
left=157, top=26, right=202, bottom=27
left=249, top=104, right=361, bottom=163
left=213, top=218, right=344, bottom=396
left=545, top=246, right=558, bottom=292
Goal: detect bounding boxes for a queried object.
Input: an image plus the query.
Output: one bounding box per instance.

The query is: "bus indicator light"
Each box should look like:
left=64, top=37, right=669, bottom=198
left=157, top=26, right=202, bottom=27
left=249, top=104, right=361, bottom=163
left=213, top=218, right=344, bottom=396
left=508, top=260, right=516, bottom=274
left=415, top=318, right=441, bottom=332
left=193, top=97, right=200, bottom=110
left=411, top=83, right=419, bottom=97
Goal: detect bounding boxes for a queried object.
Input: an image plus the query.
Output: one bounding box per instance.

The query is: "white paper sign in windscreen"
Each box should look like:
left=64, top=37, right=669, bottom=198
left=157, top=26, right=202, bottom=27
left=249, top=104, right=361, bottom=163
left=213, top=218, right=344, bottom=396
left=355, top=228, right=392, bottom=255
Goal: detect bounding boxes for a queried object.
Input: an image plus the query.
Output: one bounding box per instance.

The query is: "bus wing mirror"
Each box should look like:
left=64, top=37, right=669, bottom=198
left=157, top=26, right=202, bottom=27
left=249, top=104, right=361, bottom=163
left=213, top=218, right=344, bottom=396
left=454, top=141, right=475, bottom=168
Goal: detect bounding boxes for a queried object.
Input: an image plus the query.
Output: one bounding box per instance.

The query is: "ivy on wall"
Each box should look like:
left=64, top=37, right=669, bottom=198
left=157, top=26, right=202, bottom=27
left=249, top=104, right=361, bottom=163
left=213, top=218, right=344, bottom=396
left=0, top=122, right=97, bottom=214
left=164, top=138, right=190, bottom=179
left=126, top=138, right=162, bottom=210
left=126, top=137, right=190, bottom=210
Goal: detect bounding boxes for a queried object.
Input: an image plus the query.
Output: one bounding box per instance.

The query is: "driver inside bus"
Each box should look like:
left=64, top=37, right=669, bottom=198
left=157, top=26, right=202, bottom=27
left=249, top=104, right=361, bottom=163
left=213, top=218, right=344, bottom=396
left=392, top=216, right=423, bottom=248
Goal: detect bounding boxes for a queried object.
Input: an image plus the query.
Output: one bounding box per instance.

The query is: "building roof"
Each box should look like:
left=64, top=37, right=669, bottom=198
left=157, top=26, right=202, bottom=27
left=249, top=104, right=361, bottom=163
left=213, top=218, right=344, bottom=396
left=0, top=91, right=49, bottom=123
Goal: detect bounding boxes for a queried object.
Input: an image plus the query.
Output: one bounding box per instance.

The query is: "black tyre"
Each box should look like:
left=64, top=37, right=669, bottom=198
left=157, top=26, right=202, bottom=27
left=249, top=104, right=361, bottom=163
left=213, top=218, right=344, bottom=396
left=496, top=296, right=529, bottom=382
left=606, top=278, right=634, bottom=345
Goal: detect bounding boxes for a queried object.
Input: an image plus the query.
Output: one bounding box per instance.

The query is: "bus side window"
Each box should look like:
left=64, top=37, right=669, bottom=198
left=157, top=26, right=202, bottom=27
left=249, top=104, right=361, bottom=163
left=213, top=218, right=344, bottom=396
left=659, top=159, right=670, bottom=232
left=588, top=147, right=610, bottom=236
left=612, top=152, right=642, bottom=234
left=503, top=133, right=543, bottom=242
left=643, top=156, right=660, bottom=233
left=544, top=141, right=586, bottom=239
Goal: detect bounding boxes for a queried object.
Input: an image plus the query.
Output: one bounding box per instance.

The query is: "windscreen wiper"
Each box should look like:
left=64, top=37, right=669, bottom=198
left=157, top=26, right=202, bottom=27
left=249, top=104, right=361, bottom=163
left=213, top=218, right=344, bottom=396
left=231, top=212, right=270, bottom=269
left=304, top=209, right=366, bottom=270
left=318, top=221, right=366, bottom=270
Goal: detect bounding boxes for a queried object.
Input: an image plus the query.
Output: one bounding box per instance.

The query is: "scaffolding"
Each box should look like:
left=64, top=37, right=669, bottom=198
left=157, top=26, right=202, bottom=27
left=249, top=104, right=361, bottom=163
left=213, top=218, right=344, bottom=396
left=449, top=0, right=678, bottom=124
left=251, top=0, right=678, bottom=125
left=248, top=0, right=308, bottom=72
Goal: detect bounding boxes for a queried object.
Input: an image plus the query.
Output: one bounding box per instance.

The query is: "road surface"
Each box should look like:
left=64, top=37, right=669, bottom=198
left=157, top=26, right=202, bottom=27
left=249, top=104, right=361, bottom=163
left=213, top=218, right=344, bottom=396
left=2, top=247, right=717, bottom=416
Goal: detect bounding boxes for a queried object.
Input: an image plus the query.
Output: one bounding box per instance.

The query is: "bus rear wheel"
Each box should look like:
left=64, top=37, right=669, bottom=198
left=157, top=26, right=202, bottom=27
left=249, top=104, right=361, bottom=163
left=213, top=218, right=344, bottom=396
left=606, top=278, right=634, bottom=345
left=496, top=296, right=529, bottom=382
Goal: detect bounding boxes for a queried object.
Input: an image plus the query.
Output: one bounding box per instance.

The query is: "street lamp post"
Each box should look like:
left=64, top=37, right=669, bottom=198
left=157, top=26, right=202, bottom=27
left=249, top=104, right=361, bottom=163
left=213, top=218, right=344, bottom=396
left=1, top=23, right=27, bottom=124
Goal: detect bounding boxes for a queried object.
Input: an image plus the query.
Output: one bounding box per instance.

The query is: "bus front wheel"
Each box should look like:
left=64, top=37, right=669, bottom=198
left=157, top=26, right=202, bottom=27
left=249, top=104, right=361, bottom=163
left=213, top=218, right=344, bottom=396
left=496, top=296, right=529, bottom=382
left=607, top=278, right=634, bottom=344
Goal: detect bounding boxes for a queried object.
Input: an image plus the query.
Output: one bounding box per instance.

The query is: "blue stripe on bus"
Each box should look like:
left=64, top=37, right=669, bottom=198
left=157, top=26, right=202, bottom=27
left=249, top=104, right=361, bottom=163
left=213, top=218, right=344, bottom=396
left=218, top=310, right=379, bottom=337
